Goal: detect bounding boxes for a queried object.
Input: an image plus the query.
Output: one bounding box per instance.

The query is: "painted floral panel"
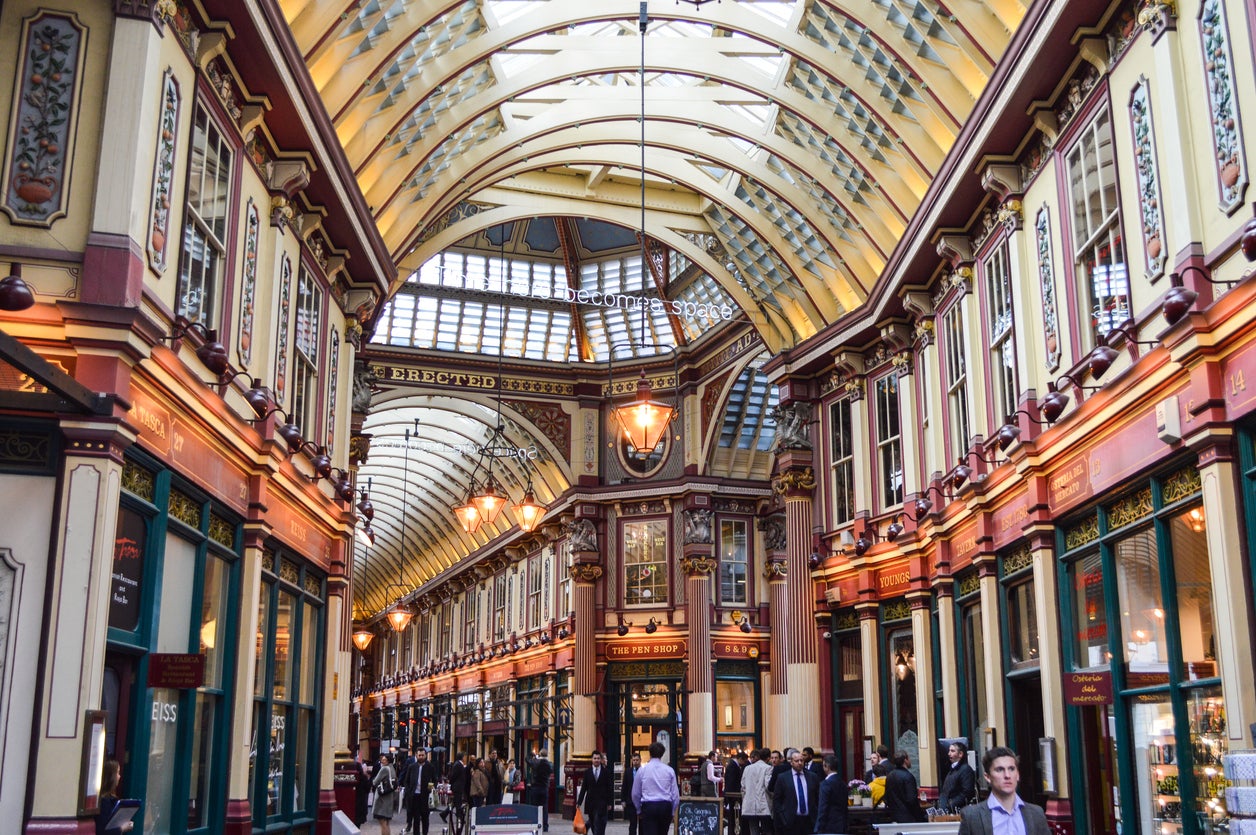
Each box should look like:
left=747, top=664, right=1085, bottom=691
left=1128, top=79, right=1165, bottom=278
left=275, top=256, right=292, bottom=408
left=327, top=327, right=339, bottom=452
left=3, top=12, right=87, bottom=226
left=1036, top=207, right=1061, bottom=372
left=148, top=68, right=180, bottom=274
left=1199, top=0, right=1247, bottom=212
left=238, top=200, right=260, bottom=366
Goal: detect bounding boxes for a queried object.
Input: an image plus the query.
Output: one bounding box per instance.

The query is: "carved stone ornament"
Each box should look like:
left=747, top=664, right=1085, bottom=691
left=352, top=363, right=379, bottom=413
left=680, top=555, right=717, bottom=577
left=568, top=564, right=604, bottom=583
left=769, top=402, right=813, bottom=452
left=764, top=559, right=788, bottom=579
left=773, top=467, right=816, bottom=496
left=843, top=379, right=866, bottom=401
left=567, top=518, right=598, bottom=552
left=891, top=351, right=914, bottom=377
left=682, top=508, right=713, bottom=545
left=270, top=194, right=294, bottom=229
left=998, top=199, right=1023, bottom=233
left=760, top=515, right=787, bottom=552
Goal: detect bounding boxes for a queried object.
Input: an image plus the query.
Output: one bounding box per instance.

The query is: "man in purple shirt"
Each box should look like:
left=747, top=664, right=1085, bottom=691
left=632, top=741, right=679, bottom=835
left=958, top=747, right=1050, bottom=835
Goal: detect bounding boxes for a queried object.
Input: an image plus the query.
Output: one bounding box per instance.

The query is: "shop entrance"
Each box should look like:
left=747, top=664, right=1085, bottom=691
left=1078, top=704, right=1120, bottom=835
left=605, top=670, right=685, bottom=768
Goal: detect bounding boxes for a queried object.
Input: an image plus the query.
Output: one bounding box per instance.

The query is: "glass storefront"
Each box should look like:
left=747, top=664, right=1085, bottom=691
left=1060, top=465, right=1226, bottom=835
left=714, top=661, right=759, bottom=755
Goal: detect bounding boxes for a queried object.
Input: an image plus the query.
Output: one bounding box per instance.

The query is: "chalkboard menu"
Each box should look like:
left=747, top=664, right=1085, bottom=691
left=676, top=798, right=722, bottom=835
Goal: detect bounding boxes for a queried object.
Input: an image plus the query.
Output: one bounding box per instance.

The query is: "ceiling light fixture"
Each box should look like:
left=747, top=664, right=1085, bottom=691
left=386, top=420, right=421, bottom=632
left=0, top=263, right=36, bottom=311
left=607, top=4, right=680, bottom=457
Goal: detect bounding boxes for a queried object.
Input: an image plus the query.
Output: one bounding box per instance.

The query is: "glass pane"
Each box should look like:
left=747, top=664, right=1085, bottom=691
left=1007, top=580, right=1039, bottom=667
left=1071, top=552, right=1108, bottom=667
left=109, top=507, right=147, bottom=632
left=145, top=687, right=181, bottom=835
left=187, top=691, right=217, bottom=829
left=295, top=708, right=313, bottom=813
left=1186, top=687, right=1227, bottom=824
left=962, top=602, right=988, bottom=737
left=159, top=533, right=197, bottom=652
left=715, top=680, right=755, bottom=735
left=1115, top=529, right=1168, bottom=672
left=255, top=583, right=271, bottom=698
left=888, top=627, right=918, bottom=776
left=1169, top=506, right=1216, bottom=680
left=837, top=633, right=861, bottom=699
left=624, top=520, right=669, bottom=605
left=200, top=554, right=228, bottom=688
left=1130, top=695, right=1175, bottom=835
left=719, top=520, right=748, bottom=605
left=248, top=703, right=260, bottom=806
left=300, top=600, right=319, bottom=705
left=268, top=704, right=290, bottom=816
left=274, top=591, right=295, bottom=700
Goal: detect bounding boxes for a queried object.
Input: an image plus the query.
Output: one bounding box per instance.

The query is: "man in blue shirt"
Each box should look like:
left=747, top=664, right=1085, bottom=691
left=958, top=747, right=1050, bottom=835
left=632, top=741, right=679, bottom=835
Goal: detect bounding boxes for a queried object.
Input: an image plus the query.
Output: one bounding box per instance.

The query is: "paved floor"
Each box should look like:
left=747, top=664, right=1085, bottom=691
left=355, top=806, right=632, bottom=835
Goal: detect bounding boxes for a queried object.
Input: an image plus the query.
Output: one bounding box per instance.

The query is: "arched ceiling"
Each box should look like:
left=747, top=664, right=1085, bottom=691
left=276, top=0, right=1031, bottom=619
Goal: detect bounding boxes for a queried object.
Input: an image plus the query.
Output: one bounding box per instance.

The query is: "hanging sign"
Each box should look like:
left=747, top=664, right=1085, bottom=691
left=147, top=653, right=205, bottom=689
left=1063, top=671, right=1112, bottom=705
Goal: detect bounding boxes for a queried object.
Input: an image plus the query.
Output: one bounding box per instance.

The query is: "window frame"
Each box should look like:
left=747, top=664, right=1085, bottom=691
left=290, top=262, right=324, bottom=441
left=717, top=517, right=750, bottom=606
left=829, top=397, right=855, bottom=526
left=622, top=518, right=670, bottom=607
left=175, top=99, right=236, bottom=329
left=981, top=238, right=1020, bottom=428
left=940, top=300, right=971, bottom=462
left=872, top=373, right=904, bottom=510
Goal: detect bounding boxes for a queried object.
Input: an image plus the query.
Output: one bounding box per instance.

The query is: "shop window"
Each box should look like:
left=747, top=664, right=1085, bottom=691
left=959, top=596, right=988, bottom=748
left=290, top=265, right=322, bottom=439
left=719, top=519, right=748, bottom=605
left=1065, top=109, right=1128, bottom=345
left=624, top=519, right=669, bottom=605
left=983, top=240, right=1019, bottom=424
left=176, top=104, right=233, bottom=326
left=874, top=375, right=903, bottom=509
left=836, top=631, right=862, bottom=700
left=1115, top=529, right=1168, bottom=672
left=715, top=678, right=756, bottom=753
left=1168, top=506, right=1215, bottom=680
left=1006, top=579, right=1039, bottom=668
left=489, top=684, right=512, bottom=722
left=886, top=626, right=917, bottom=753
left=1069, top=549, right=1108, bottom=668
left=941, top=303, right=971, bottom=460
left=829, top=398, right=855, bottom=525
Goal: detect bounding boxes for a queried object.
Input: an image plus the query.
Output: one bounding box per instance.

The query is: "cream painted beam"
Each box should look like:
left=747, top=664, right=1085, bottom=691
left=342, top=37, right=946, bottom=181
left=285, top=0, right=360, bottom=60
left=364, top=98, right=912, bottom=259
left=385, top=152, right=841, bottom=329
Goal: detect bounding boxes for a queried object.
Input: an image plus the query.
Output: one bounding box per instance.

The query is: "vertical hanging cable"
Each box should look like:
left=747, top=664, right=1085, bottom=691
left=639, top=2, right=649, bottom=349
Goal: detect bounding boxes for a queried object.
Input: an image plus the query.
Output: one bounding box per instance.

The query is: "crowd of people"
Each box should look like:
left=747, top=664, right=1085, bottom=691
left=350, top=741, right=1043, bottom=835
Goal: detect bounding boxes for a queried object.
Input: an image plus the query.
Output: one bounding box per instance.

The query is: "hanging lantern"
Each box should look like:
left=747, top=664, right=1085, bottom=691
left=512, top=484, right=547, bottom=533
left=352, top=627, right=375, bottom=651
left=471, top=474, right=508, bottom=525
left=387, top=600, right=414, bottom=632
left=613, top=372, right=674, bottom=453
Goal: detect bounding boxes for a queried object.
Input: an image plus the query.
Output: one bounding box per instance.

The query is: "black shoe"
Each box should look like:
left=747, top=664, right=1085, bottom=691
left=440, top=811, right=449, bottom=821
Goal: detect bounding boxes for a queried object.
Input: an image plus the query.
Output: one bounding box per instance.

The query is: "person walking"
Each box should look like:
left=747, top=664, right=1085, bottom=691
left=883, top=751, right=926, bottom=824
left=487, top=749, right=506, bottom=805
left=632, top=741, right=680, bottom=835
left=939, top=742, right=977, bottom=812
left=813, top=755, right=847, bottom=835
left=404, top=748, right=439, bottom=835
left=772, top=750, right=818, bottom=835
left=373, top=753, right=400, bottom=835
left=958, top=747, right=1050, bottom=835
left=623, top=753, right=642, bottom=835
left=527, top=749, right=554, bottom=832
left=470, top=758, right=490, bottom=808
left=739, top=749, right=773, bottom=835
left=577, top=750, right=616, bottom=835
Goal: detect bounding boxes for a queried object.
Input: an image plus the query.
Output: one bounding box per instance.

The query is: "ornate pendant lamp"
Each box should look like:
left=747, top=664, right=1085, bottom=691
left=512, top=478, right=547, bottom=533
left=352, top=625, right=375, bottom=652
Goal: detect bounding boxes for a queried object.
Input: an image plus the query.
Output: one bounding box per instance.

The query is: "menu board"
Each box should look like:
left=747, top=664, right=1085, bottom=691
left=676, top=799, right=721, bottom=835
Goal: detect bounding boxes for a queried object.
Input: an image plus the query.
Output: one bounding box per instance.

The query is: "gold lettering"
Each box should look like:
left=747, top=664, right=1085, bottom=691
left=1232, top=370, right=1247, bottom=397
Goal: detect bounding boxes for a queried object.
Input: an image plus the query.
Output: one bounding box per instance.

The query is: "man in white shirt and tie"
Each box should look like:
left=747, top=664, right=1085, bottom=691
left=577, top=751, right=616, bottom=835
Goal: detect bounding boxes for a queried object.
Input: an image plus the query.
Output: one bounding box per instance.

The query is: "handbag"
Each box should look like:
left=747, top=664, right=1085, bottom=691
left=379, top=768, right=396, bottom=796
left=572, top=806, right=587, bottom=834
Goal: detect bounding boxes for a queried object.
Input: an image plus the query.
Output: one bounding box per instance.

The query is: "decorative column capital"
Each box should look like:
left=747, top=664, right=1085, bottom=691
left=680, top=555, right=717, bottom=577
left=764, top=558, right=788, bottom=580
left=568, top=563, right=603, bottom=584
left=772, top=466, right=816, bottom=499
left=769, top=402, right=814, bottom=453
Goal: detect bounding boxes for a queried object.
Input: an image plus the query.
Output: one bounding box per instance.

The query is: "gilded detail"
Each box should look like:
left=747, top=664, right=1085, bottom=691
left=835, top=610, right=859, bottom=631
left=168, top=490, right=202, bottom=528
left=1107, top=487, right=1154, bottom=529
left=773, top=467, right=816, bottom=495
left=764, top=559, right=788, bottom=579
left=208, top=513, right=234, bottom=548
left=1001, top=543, right=1033, bottom=575
left=881, top=600, right=911, bottom=622
left=956, top=572, right=981, bottom=599
left=280, top=559, right=299, bottom=584
left=1161, top=466, right=1202, bottom=504
left=568, top=564, right=603, bottom=583
left=680, top=555, right=717, bottom=577
left=1064, top=514, right=1100, bottom=551
left=122, top=461, right=155, bottom=501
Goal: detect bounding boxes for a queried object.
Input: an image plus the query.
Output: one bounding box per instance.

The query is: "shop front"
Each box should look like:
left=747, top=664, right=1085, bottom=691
left=1060, top=463, right=1227, bottom=835
left=604, top=660, right=686, bottom=767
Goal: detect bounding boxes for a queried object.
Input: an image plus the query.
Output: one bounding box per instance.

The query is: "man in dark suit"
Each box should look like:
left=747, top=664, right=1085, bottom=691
left=403, top=748, right=439, bottom=835
left=446, top=752, right=470, bottom=820
left=959, top=747, right=1050, bottom=835
left=802, top=748, right=824, bottom=781
left=622, top=752, right=641, bottom=835
left=577, top=751, right=616, bottom=835
left=527, top=749, right=554, bottom=832
left=883, top=751, right=926, bottom=824
left=772, top=750, right=819, bottom=835
left=723, top=753, right=744, bottom=835
left=813, top=755, right=847, bottom=835
left=938, top=742, right=977, bottom=812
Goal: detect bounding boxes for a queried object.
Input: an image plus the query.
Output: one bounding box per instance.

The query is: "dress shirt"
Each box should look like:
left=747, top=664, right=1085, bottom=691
left=988, top=794, right=1028, bottom=835
left=632, top=759, right=680, bottom=811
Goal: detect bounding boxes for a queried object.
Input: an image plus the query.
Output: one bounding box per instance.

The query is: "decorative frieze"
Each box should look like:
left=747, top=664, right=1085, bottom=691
left=680, top=555, right=717, bottom=577
left=274, top=255, right=292, bottom=408
left=147, top=68, right=180, bottom=273
left=1129, top=78, right=1166, bottom=278
left=238, top=199, right=260, bottom=364
left=1035, top=206, right=1062, bottom=371
left=326, top=327, right=339, bottom=450
left=1198, top=0, right=1247, bottom=212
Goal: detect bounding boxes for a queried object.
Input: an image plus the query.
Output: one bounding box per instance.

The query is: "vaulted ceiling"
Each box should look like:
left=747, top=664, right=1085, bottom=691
left=274, top=0, right=1029, bottom=617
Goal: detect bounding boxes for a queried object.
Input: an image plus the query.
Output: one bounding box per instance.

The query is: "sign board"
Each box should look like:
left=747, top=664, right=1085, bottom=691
left=473, top=803, right=543, bottom=832
left=1063, top=671, right=1112, bottom=705
left=147, top=653, right=205, bottom=689
left=676, top=798, right=722, bottom=835
left=605, top=639, right=687, bottom=660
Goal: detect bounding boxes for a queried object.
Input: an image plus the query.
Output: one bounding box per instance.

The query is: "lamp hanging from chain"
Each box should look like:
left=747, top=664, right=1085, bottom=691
left=386, top=419, right=419, bottom=632
left=352, top=624, right=375, bottom=652
left=608, top=4, right=678, bottom=456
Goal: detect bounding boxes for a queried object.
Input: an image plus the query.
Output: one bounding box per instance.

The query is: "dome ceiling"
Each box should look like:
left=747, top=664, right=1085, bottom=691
left=275, top=0, right=1029, bottom=618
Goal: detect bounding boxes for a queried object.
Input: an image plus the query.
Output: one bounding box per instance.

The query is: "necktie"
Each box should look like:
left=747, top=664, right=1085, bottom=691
left=594, top=768, right=600, bottom=781
left=796, top=773, right=807, bottom=816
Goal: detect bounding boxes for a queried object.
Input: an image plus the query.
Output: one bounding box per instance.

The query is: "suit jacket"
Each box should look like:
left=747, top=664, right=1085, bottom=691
left=939, top=761, right=977, bottom=811
left=578, top=765, right=616, bottom=814
left=449, top=760, right=470, bottom=801
left=622, top=767, right=638, bottom=807
left=883, top=766, right=926, bottom=823
left=958, top=798, right=1051, bottom=835
left=723, top=759, right=743, bottom=794
left=772, top=768, right=819, bottom=834
left=405, top=761, right=439, bottom=796
left=813, top=773, right=848, bottom=834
